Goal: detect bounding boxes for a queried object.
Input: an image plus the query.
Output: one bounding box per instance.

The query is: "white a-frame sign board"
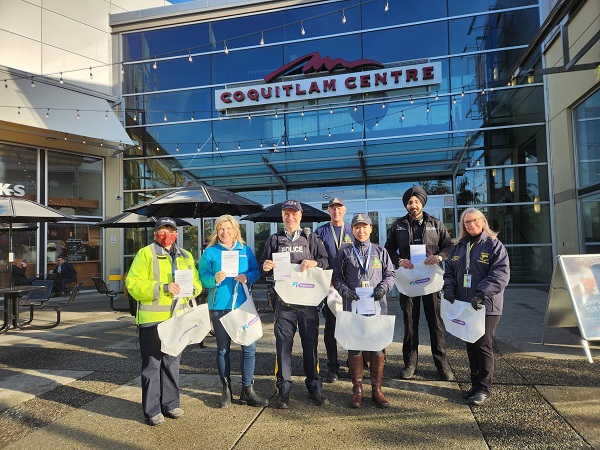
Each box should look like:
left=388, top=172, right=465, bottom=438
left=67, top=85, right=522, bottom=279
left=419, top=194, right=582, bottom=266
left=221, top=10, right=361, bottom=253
left=543, top=255, right=600, bottom=363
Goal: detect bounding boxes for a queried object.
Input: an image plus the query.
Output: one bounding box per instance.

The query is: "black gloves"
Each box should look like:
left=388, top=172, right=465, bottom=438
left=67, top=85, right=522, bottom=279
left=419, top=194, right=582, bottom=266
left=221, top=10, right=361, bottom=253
left=444, top=291, right=455, bottom=303
left=343, top=289, right=360, bottom=302
left=470, top=295, right=484, bottom=310
left=372, top=287, right=386, bottom=301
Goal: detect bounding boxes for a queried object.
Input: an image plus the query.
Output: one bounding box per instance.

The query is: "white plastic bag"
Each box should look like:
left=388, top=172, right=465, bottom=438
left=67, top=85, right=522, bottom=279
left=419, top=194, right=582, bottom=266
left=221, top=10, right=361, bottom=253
left=395, top=263, right=444, bottom=297
left=274, top=265, right=332, bottom=306
left=326, top=287, right=343, bottom=318
left=440, top=297, right=486, bottom=343
left=334, top=303, right=396, bottom=351
left=219, top=282, right=263, bottom=346
left=157, top=299, right=211, bottom=356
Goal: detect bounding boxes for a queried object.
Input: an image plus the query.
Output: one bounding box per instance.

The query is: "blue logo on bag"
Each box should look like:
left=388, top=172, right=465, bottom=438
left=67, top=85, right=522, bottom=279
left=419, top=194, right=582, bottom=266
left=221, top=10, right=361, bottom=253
left=179, top=324, right=199, bottom=341
left=452, top=319, right=466, bottom=325
left=409, top=277, right=430, bottom=285
left=291, top=282, right=315, bottom=288
left=242, top=315, right=260, bottom=329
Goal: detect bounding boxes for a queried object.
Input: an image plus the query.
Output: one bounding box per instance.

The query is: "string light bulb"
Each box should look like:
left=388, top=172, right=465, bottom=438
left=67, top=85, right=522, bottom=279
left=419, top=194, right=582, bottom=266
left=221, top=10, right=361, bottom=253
left=89, top=67, right=93, bottom=79
left=304, top=133, right=307, bottom=142
left=426, top=103, right=430, bottom=113
left=351, top=124, right=354, bottom=132
left=330, top=106, right=333, bottom=114
left=238, top=141, right=241, bottom=149
left=481, top=88, right=486, bottom=95
left=275, top=109, right=278, bottom=118
left=76, top=109, right=80, bottom=119
left=191, top=111, right=195, bottom=121
left=461, top=87, right=465, bottom=97
left=163, top=112, right=167, bottom=122
left=375, top=119, right=379, bottom=127
left=328, top=128, right=331, bottom=137
left=216, top=142, right=219, bottom=151
left=435, top=91, right=439, bottom=101
left=260, top=32, right=264, bottom=46
left=17, top=107, right=21, bottom=115
left=46, top=108, right=49, bottom=118
left=197, top=144, right=200, bottom=152
left=105, top=110, right=108, bottom=120
left=401, top=111, right=404, bottom=121
left=224, top=41, right=229, bottom=54
left=219, top=113, right=223, bottom=120
left=133, top=113, right=137, bottom=122
left=59, top=73, right=64, bottom=84
left=382, top=103, right=386, bottom=109
left=121, top=64, right=124, bottom=75
left=342, top=9, right=346, bottom=24
left=410, top=95, right=414, bottom=104
left=453, top=96, right=457, bottom=104
left=176, top=144, right=179, bottom=152
left=188, top=49, right=193, bottom=62
left=301, top=107, right=305, bottom=117
left=354, top=104, right=358, bottom=112
left=260, top=140, right=263, bottom=148
left=385, top=1, right=389, bottom=11
left=153, top=59, right=157, bottom=69
left=301, top=21, right=306, bottom=35
left=31, top=77, right=35, bottom=88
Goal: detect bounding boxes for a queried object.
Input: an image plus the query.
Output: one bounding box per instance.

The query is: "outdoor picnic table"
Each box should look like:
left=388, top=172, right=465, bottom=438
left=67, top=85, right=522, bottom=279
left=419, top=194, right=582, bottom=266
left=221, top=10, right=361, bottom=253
left=0, top=285, right=44, bottom=332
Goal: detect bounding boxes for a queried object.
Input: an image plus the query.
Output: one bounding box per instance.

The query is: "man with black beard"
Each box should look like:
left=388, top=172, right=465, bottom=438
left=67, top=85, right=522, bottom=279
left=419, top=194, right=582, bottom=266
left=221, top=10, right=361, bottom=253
left=384, top=186, right=454, bottom=381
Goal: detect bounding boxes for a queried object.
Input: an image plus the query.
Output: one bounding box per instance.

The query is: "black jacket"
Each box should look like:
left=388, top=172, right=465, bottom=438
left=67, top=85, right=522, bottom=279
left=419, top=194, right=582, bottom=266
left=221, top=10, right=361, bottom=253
left=384, top=211, right=453, bottom=267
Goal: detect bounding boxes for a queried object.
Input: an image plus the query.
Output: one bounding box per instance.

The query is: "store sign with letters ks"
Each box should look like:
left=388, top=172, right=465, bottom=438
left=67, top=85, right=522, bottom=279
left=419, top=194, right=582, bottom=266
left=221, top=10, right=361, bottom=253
left=215, top=52, right=442, bottom=111
left=0, top=183, right=26, bottom=196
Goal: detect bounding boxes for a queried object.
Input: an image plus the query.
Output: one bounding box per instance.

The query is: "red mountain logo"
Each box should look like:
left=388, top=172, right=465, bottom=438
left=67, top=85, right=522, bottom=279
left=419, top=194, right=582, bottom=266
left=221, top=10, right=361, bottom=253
left=264, top=52, right=384, bottom=83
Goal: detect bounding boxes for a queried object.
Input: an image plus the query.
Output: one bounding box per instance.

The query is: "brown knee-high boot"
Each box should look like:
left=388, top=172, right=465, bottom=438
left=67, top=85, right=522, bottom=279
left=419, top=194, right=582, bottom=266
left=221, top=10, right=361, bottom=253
left=370, top=353, right=389, bottom=408
left=348, top=354, right=364, bottom=408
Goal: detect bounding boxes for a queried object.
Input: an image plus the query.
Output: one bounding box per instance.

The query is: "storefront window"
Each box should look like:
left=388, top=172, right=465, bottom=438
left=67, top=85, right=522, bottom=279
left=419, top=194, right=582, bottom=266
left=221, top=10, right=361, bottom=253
left=47, top=152, right=103, bottom=217
left=580, top=193, right=600, bottom=254
left=575, top=89, right=600, bottom=189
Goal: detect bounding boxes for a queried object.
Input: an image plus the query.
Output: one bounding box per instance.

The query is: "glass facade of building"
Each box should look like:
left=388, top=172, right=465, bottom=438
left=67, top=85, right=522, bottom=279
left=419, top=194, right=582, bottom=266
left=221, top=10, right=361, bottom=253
left=118, top=0, right=550, bottom=283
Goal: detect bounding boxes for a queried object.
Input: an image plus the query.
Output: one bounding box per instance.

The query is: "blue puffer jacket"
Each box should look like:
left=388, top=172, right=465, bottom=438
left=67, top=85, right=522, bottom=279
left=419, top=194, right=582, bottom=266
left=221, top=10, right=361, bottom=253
left=443, top=231, right=510, bottom=315
left=199, top=242, right=260, bottom=310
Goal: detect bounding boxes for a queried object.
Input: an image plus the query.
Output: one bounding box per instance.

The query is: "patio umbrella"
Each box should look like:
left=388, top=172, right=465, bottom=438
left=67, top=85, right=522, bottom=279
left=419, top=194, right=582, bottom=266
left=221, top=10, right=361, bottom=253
left=124, top=185, right=264, bottom=219
left=0, top=198, right=76, bottom=288
left=241, top=201, right=330, bottom=223
left=96, top=212, right=192, bottom=229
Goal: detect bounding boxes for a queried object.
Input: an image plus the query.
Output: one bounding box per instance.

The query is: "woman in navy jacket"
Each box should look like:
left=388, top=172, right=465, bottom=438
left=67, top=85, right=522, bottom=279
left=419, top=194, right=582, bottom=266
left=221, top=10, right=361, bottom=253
left=443, top=208, right=510, bottom=406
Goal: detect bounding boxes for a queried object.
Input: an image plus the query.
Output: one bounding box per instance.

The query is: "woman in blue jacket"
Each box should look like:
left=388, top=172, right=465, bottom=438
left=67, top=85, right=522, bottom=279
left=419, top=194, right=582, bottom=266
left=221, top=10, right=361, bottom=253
left=199, top=215, right=268, bottom=409
left=443, top=208, right=510, bottom=406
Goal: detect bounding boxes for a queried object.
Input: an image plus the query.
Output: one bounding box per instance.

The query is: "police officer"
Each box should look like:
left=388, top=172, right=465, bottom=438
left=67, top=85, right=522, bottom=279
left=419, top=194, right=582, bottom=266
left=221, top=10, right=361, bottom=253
left=315, top=197, right=354, bottom=383
left=260, top=199, right=329, bottom=409
left=384, top=186, right=455, bottom=381
left=126, top=218, right=203, bottom=425
left=332, top=213, right=395, bottom=408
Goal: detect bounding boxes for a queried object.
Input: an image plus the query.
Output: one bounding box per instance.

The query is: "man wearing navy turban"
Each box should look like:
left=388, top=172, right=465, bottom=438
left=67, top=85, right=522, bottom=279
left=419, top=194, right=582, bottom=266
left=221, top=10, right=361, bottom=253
left=385, top=185, right=455, bottom=381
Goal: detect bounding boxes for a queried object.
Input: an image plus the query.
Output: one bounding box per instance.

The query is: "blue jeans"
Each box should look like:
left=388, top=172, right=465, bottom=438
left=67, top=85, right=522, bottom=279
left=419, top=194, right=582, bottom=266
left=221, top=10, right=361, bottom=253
left=211, top=309, right=256, bottom=387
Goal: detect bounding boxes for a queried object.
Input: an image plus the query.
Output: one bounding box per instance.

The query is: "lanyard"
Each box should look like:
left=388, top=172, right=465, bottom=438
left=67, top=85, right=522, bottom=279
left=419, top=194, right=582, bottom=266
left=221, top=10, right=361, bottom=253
left=466, top=242, right=475, bottom=273
left=330, top=223, right=345, bottom=250
left=353, top=243, right=372, bottom=275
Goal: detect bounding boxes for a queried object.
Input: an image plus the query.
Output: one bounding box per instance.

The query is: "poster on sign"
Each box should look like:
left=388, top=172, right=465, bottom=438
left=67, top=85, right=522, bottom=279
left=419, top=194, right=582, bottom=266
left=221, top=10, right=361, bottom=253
left=544, top=254, right=600, bottom=362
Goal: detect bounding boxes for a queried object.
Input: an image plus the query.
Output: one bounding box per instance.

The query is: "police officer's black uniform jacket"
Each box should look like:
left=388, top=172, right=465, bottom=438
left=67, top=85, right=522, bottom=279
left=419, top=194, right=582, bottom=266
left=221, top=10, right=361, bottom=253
left=260, top=229, right=329, bottom=303
left=384, top=211, right=453, bottom=267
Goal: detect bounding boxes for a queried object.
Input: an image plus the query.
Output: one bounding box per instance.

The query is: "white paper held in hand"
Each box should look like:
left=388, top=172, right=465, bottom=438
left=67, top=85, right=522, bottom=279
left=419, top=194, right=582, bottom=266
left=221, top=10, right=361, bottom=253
left=174, top=269, right=193, bottom=298
left=273, top=252, right=292, bottom=280
left=221, top=250, right=239, bottom=277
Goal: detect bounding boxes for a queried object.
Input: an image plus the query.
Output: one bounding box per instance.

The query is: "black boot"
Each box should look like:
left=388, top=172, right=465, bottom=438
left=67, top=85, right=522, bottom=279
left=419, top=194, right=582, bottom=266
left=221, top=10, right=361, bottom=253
left=219, top=377, right=232, bottom=408
left=240, top=383, right=268, bottom=407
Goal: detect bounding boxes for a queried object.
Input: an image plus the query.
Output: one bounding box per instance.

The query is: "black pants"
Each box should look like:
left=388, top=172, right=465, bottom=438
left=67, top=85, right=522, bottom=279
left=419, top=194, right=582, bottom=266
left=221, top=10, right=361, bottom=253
left=400, top=292, right=448, bottom=370
left=466, top=315, right=501, bottom=395
left=274, top=301, right=321, bottom=396
left=139, top=325, right=182, bottom=419
left=322, top=302, right=339, bottom=372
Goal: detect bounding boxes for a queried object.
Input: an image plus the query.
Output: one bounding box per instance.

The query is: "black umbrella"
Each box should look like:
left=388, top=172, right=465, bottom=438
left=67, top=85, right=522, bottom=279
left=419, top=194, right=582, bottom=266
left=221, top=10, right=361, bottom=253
left=0, top=198, right=75, bottom=288
left=241, top=201, right=330, bottom=223
left=124, top=185, right=264, bottom=219
left=96, top=212, right=192, bottom=229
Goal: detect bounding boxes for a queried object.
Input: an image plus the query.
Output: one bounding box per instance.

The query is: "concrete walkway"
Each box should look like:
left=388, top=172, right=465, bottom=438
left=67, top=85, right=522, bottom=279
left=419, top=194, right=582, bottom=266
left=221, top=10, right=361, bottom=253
left=0, top=287, right=598, bottom=449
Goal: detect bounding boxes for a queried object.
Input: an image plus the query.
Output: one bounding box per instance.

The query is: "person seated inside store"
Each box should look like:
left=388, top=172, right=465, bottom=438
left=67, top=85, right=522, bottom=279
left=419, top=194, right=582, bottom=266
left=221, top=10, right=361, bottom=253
left=12, top=258, right=39, bottom=286
left=48, top=256, right=76, bottom=295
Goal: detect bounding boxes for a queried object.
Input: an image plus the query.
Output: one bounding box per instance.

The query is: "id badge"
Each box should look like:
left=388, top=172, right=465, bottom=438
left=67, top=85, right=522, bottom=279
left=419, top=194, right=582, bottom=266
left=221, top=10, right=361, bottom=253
left=361, top=281, right=371, bottom=288
left=463, top=274, right=472, bottom=288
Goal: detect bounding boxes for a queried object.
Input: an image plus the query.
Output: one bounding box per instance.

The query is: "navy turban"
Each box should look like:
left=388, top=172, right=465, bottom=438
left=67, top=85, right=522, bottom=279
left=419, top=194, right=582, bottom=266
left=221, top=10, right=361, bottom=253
left=402, top=186, right=428, bottom=207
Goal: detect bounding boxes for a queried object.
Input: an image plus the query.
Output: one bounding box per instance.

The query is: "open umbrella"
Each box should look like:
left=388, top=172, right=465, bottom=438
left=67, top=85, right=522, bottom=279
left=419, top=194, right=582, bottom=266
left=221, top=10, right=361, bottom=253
left=96, top=212, right=192, bottom=229
left=0, top=198, right=76, bottom=288
left=241, top=201, right=330, bottom=223
left=124, top=185, right=264, bottom=219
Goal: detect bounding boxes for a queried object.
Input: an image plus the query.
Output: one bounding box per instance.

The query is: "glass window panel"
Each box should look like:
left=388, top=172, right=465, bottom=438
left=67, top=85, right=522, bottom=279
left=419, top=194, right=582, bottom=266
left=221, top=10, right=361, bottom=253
left=581, top=193, right=600, bottom=254
left=362, top=0, right=447, bottom=26
left=47, top=222, right=102, bottom=288
left=448, top=0, right=537, bottom=16
left=127, top=121, right=213, bottom=157
left=124, top=56, right=211, bottom=94
left=212, top=44, right=284, bottom=85
left=575, top=89, right=600, bottom=189
left=0, top=144, right=37, bottom=198
left=456, top=165, right=549, bottom=205
left=47, top=152, right=102, bottom=217
left=125, top=89, right=212, bottom=124
left=282, top=1, right=361, bottom=39
left=363, top=21, right=448, bottom=64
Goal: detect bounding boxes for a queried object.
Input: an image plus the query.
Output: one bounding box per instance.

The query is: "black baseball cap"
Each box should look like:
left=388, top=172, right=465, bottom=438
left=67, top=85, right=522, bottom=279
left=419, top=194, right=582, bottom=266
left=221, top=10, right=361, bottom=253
left=281, top=199, right=303, bottom=212
left=328, top=197, right=345, bottom=207
left=154, top=217, right=177, bottom=230
left=351, top=213, right=372, bottom=227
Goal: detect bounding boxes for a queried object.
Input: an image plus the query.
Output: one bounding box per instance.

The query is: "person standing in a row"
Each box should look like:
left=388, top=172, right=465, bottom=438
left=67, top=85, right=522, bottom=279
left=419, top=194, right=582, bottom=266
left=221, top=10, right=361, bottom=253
left=332, top=213, right=395, bottom=408
left=127, top=218, right=202, bottom=426
left=260, top=199, right=330, bottom=409
left=385, top=186, right=455, bottom=381
left=315, top=197, right=354, bottom=383
left=199, top=215, right=269, bottom=409
left=443, top=208, right=509, bottom=406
